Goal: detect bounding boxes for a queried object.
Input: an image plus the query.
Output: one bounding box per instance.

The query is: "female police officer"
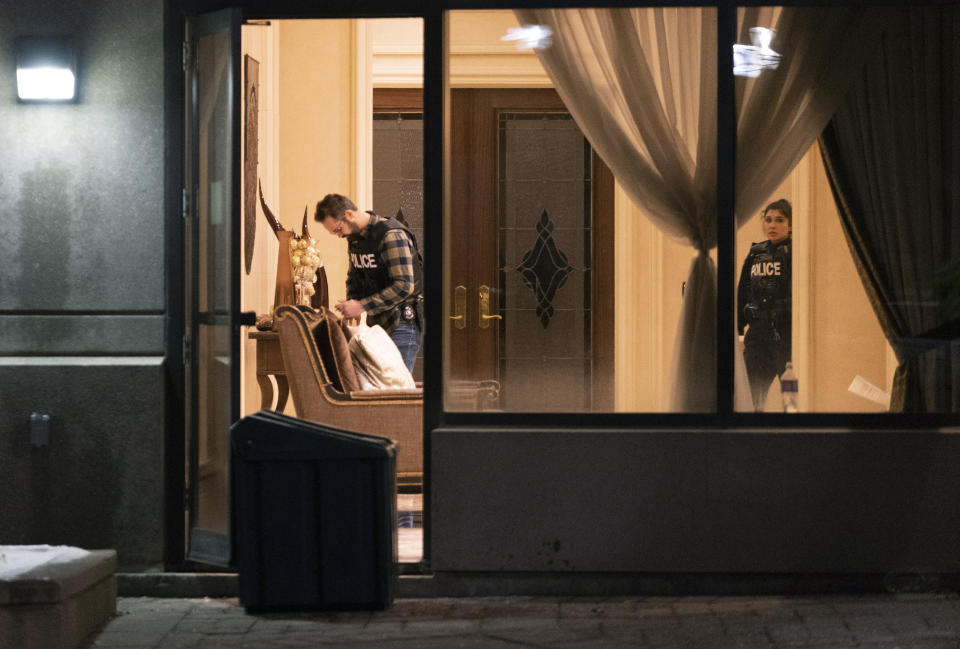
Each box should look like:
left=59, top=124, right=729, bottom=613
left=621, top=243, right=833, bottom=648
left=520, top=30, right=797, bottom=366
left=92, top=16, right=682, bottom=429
left=737, top=199, right=792, bottom=411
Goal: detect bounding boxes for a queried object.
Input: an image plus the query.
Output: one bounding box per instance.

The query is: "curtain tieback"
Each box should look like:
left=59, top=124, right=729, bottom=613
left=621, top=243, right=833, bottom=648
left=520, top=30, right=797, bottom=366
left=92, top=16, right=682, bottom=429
left=893, top=317, right=960, bottom=361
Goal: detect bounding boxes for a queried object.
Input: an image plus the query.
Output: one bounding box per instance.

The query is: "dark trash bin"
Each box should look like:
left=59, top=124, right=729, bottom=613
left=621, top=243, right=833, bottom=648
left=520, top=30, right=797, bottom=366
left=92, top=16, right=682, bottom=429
left=231, top=410, right=397, bottom=612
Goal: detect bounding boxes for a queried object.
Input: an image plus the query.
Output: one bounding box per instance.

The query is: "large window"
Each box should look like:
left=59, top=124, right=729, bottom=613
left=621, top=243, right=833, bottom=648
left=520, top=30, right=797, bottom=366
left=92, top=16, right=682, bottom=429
left=438, top=5, right=960, bottom=416
left=732, top=5, right=959, bottom=414
left=444, top=8, right=714, bottom=413
left=732, top=7, right=897, bottom=414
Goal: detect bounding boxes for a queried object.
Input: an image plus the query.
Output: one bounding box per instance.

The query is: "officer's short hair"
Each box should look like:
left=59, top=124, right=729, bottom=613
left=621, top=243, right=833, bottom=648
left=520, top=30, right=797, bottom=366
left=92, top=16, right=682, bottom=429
left=762, top=198, right=792, bottom=225
left=315, top=193, right=357, bottom=222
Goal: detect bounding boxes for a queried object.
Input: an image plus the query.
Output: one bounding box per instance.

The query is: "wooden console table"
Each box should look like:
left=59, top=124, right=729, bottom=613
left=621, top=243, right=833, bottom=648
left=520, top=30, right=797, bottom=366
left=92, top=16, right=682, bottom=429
left=248, top=330, right=288, bottom=412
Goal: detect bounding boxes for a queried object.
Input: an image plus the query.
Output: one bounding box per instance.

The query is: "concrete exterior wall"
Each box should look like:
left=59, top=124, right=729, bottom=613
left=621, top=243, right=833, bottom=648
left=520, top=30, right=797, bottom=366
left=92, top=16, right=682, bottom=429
left=431, top=429, right=960, bottom=575
left=0, top=0, right=165, bottom=568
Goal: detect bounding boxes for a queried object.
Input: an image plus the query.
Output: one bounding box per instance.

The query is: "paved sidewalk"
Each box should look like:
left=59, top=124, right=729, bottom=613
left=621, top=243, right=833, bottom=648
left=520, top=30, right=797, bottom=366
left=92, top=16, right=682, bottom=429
left=88, top=593, right=960, bottom=648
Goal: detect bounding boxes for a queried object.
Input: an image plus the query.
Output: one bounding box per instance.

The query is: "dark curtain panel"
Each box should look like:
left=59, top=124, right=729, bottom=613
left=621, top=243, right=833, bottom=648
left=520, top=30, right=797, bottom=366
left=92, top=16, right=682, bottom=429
left=819, top=6, right=960, bottom=412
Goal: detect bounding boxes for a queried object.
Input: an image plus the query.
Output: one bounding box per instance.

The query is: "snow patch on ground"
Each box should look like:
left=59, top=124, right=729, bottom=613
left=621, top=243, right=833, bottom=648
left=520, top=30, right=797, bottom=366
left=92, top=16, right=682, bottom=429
left=0, top=545, right=91, bottom=580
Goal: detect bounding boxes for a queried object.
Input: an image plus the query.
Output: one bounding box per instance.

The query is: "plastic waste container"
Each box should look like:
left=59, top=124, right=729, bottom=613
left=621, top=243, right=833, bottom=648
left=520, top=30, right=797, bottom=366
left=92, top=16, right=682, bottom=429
left=231, top=410, right=397, bottom=611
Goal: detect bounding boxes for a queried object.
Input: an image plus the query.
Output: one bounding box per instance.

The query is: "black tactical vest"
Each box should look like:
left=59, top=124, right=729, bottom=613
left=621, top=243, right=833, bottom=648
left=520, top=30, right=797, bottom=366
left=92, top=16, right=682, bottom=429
left=346, top=213, right=423, bottom=331
left=742, top=237, right=791, bottom=337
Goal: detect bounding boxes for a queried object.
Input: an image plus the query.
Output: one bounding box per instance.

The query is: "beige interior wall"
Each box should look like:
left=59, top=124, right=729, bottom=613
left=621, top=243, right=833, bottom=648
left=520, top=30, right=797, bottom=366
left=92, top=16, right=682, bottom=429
left=614, top=191, right=661, bottom=411
left=370, top=13, right=547, bottom=89
left=614, top=194, right=692, bottom=412
left=277, top=19, right=359, bottom=303
left=240, top=19, right=364, bottom=417
left=240, top=22, right=279, bottom=417
left=447, top=11, right=552, bottom=88
left=370, top=18, right=422, bottom=87
left=806, top=146, right=892, bottom=411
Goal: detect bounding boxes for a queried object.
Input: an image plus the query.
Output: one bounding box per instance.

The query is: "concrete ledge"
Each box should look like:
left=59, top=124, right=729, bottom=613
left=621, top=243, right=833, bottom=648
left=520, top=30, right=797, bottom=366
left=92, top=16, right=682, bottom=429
left=0, top=549, right=117, bottom=649
left=0, top=549, right=116, bottom=605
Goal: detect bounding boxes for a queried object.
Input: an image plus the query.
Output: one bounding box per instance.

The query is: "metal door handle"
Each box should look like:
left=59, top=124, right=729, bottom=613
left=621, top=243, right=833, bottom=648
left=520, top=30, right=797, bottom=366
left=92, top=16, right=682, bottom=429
left=450, top=285, right=466, bottom=329
left=479, top=285, right=501, bottom=328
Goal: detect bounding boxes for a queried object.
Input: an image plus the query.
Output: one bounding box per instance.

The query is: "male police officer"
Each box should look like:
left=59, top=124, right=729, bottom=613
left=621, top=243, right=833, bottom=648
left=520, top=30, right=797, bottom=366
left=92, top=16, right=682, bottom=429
left=736, top=199, right=792, bottom=411
left=315, top=193, right=423, bottom=373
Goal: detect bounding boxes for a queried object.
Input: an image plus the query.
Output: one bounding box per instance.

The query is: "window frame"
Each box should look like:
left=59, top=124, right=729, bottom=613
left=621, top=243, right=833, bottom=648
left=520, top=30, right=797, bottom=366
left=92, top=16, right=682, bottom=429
left=227, top=0, right=960, bottom=432
left=432, top=1, right=956, bottom=429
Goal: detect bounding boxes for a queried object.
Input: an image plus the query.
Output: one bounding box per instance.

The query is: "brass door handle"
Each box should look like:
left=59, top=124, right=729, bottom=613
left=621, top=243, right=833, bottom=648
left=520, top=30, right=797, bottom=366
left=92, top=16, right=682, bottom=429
left=450, top=285, right=466, bottom=329
left=479, top=285, right=502, bottom=328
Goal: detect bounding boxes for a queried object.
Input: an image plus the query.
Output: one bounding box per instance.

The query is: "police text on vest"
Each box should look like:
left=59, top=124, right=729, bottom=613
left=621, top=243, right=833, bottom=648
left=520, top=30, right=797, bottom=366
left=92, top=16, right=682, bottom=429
left=750, top=261, right=781, bottom=277
left=351, top=253, right=378, bottom=269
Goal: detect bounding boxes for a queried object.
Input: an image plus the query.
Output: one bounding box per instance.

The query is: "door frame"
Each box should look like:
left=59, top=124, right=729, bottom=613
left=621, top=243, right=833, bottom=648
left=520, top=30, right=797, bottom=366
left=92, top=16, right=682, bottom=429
left=163, top=0, right=187, bottom=571
left=177, top=7, right=243, bottom=570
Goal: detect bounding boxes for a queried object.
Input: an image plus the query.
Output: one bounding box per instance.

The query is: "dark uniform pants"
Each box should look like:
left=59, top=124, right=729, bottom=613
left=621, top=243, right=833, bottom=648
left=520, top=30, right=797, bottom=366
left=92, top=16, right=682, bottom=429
left=743, top=320, right=790, bottom=412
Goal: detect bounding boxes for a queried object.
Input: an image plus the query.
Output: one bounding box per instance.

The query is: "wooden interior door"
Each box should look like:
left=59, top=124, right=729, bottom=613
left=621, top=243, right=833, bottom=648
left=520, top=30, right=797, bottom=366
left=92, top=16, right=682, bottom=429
left=448, top=89, right=613, bottom=411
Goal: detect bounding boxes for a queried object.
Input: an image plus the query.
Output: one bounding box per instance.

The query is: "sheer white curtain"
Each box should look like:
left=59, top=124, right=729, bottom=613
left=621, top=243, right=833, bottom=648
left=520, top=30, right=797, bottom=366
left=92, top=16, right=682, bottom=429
left=515, top=7, right=888, bottom=411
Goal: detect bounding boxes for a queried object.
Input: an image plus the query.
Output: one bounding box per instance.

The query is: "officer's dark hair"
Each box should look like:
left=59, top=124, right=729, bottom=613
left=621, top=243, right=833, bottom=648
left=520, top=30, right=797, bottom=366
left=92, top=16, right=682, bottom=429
left=315, top=193, right=357, bottom=223
left=762, top=198, right=792, bottom=226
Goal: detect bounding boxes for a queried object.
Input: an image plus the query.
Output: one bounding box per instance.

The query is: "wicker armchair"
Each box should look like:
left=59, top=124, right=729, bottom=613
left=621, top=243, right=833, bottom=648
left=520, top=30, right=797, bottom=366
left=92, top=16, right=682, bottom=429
left=274, top=304, right=423, bottom=480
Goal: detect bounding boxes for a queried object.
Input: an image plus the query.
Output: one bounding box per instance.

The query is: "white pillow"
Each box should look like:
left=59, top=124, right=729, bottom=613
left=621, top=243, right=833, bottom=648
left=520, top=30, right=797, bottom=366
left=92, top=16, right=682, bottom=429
left=345, top=316, right=416, bottom=390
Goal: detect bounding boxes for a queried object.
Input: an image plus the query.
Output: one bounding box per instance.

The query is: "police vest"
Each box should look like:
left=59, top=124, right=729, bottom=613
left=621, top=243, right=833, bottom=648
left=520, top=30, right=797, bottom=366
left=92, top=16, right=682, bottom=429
left=744, top=237, right=791, bottom=324
left=346, top=214, right=423, bottom=330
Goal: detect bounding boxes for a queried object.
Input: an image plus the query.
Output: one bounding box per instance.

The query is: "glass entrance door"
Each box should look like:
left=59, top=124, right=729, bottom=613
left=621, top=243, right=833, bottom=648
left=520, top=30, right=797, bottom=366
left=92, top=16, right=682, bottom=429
left=184, top=8, right=240, bottom=566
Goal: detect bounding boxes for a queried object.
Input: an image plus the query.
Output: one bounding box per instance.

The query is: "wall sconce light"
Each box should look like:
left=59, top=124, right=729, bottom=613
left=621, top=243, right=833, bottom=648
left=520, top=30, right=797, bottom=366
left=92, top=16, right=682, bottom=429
left=15, top=36, right=77, bottom=102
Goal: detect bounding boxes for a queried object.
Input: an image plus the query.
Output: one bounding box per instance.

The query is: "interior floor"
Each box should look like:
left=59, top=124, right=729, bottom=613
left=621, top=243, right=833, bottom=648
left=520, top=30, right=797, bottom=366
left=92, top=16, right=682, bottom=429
left=397, top=492, right=423, bottom=564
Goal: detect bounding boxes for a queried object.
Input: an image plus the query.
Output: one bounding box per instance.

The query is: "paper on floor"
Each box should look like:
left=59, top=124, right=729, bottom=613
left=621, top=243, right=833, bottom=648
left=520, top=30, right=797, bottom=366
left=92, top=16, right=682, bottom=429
left=848, top=374, right=891, bottom=408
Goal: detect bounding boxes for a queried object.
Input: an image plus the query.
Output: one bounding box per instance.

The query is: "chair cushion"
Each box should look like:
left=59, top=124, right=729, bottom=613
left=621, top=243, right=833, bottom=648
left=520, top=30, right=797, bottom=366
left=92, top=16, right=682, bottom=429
left=311, top=308, right=360, bottom=393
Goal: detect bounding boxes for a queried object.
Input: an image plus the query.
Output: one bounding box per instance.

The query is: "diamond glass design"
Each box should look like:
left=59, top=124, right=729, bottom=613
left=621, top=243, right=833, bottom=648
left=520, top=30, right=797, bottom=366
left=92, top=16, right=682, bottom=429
left=516, top=210, right=573, bottom=328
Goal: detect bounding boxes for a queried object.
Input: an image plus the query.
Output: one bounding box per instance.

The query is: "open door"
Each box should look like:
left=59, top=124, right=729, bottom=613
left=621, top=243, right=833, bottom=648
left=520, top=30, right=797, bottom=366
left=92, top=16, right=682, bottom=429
left=183, top=8, right=241, bottom=566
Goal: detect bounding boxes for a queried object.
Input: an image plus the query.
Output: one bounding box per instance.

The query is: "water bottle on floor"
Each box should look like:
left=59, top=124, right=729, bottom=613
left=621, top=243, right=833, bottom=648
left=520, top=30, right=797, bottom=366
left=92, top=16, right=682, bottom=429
left=781, top=362, right=798, bottom=413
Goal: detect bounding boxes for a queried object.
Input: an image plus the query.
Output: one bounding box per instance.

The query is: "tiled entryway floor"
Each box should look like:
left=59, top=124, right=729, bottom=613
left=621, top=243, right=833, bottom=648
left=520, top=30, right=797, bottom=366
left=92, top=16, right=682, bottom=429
left=397, top=492, right=422, bottom=564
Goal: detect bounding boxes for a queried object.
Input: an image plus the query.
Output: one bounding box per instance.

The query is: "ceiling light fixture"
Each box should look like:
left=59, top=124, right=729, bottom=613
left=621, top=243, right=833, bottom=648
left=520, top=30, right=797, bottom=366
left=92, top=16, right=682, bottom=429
left=733, top=27, right=781, bottom=78
left=501, top=24, right=553, bottom=51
